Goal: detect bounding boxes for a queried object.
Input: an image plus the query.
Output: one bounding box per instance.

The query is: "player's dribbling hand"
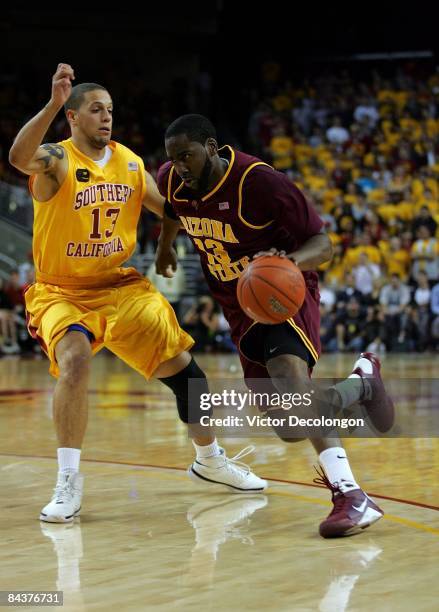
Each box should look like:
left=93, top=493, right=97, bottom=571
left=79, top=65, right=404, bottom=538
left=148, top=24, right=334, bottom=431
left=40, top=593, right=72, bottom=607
left=51, top=63, right=75, bottom=108
left=155, top=245, right=178, bottom=278
left=253, top=248, right=286, bottom=259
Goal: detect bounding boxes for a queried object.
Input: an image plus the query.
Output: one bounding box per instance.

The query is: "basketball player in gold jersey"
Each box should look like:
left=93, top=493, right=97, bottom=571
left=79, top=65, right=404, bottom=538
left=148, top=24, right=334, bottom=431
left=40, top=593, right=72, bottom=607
left=9, top=64, right=266, bottom=523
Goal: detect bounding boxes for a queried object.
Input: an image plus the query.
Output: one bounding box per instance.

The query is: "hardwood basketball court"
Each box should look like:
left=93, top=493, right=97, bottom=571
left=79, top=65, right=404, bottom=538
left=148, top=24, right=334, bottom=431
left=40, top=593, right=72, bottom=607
left=1, top=352, right=438, bottom=611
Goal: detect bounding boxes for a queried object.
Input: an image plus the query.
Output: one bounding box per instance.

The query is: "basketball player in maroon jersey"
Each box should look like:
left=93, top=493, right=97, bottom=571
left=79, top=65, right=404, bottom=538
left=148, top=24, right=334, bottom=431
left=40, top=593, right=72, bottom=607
left=155, top=114, right=394, bottom=538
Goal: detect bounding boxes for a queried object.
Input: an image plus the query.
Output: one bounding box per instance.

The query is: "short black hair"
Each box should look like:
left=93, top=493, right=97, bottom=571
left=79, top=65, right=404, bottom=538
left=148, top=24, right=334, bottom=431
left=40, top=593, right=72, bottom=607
left=165, top=114, right=216, bottom=144
left=64, top=83, right=108, bottom=112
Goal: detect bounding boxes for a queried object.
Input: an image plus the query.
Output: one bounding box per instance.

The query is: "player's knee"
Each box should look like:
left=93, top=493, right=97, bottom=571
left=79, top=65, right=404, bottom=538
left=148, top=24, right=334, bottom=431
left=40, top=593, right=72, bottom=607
left=267, top=355, right=308, bottom=396
left=263, top=408, right=307, bottom=443
left=267, top=354, right=305, bottom=378
left=58, top=345, right=92, bottom=381
left=159, top=357, right=210, bottom=424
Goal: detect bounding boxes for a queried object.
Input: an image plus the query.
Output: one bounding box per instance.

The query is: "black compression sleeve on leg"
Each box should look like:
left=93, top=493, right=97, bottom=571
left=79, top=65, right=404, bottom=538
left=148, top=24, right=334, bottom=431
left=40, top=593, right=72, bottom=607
left=158, top=358, right=211, bottom=424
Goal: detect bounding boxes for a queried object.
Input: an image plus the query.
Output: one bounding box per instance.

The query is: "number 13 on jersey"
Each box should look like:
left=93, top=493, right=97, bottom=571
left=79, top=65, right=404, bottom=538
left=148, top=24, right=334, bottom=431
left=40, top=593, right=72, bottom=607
left=89, top=208, right=120, bottom=239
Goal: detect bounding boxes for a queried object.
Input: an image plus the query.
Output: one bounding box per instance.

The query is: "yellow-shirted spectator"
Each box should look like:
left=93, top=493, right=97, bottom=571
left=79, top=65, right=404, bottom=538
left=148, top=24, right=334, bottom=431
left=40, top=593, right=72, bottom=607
left=344, top=193, right=359, bottom=205
left=387, top=167, right=411, bottom=194
left=315, top=149, right=333, bottom=167
left=344, top=182, right=359, bottom=205
left=383, top=237, right=411, bottom=280
left=377, top=89, right=395, bottom=103
left=272, top=93, right=292, bottom=112
left=377, top=203, right=398, bottom=223
left=425, top=117, right=439, bottom=138
left=400, top=115, right=421, bottom=140
left=367, top=187, right=386, bottom=203
left=378, top=239, right=390, bottom=256
left=299, top=164, right=312, bottom=176
left=351, top=166, right=361, bottom=180
left=394, top=91, right=409, bottom=109
left=376, top=138, right=393, bottom=156
left=381, top=119, right=394, bottom=137
left=398, top=187, right=417, bottom=220
left=414, top=190, right=439, bottom=215
left=322, top=243, right=345, bottom=286
left=322, top=186, right=343, bottom=212
left=363, top=151, right=375, bottom=167
left=314, top=144, right=329, bottom=158
left=327, top=231, right=342, bottom=246
left=425, top=178, right=438, bottom=199
left=294, top=143, right=313, bottom=162
left=306, top=172, right=327, bottom=192
left=411, top=177, right=424, bottom=200
left=414, top=141, right=430, bottom=159
left=385, top=131, right=401, bottom=148
left=340, top=159, right=355, bottom=172
left=269, top=125, right=294, bottom=171
left=379, top=103, right=394, bottom=120
left=321, top=156, right=336, bottom=172
left=344, top=239, right=382, bottom=268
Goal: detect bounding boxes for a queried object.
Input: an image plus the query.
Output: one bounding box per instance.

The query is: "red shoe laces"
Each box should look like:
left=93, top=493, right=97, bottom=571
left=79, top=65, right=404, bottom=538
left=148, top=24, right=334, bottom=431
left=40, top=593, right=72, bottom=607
left=313, top=466, right=338, bottom=493
left=313, top=466, right=347, bottom=515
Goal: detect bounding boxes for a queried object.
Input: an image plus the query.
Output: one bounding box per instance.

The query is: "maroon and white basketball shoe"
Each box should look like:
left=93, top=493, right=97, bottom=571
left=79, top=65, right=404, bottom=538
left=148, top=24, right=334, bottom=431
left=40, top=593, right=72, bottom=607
left=351, top=352, right=395, bottom=433
left=314, top=468, right=384, bottom=538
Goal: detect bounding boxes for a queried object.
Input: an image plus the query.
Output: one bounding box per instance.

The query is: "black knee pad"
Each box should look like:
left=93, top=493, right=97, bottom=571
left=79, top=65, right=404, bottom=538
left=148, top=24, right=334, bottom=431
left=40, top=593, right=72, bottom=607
left=159, top=358, right=211, bottom=424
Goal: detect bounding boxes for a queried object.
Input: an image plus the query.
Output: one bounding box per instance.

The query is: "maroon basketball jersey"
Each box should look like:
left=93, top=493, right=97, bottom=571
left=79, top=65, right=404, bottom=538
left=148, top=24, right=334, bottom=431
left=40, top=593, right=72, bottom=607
left=157, top=146, right=323, bottom=361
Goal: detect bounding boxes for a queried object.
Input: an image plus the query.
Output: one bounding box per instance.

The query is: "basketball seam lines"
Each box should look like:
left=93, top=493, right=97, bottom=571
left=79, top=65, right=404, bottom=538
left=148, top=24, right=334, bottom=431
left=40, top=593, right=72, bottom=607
left=247, top=281, right=274, bottom=322
left=250, top=272, right=301, bottom=310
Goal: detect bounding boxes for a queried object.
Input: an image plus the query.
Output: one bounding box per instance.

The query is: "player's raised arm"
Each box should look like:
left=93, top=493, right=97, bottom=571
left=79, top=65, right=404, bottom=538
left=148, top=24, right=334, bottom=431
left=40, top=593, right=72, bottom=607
left=8, top=63, right=74, bottom=178
left=142, top=170, right=165, bottom=218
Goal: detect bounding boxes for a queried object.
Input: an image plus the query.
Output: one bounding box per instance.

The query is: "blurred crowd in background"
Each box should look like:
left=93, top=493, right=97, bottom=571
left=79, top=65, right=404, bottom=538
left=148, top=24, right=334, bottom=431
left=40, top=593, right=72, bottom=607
left=1, top=59, right=439, bottom=355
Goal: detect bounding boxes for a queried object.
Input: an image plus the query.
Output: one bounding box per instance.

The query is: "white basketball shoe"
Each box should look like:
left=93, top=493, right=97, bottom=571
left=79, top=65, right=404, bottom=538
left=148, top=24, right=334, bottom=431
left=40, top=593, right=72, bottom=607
left=188, top=446, right=268, bottom=493
left=40, top=472, right=84, bottom=523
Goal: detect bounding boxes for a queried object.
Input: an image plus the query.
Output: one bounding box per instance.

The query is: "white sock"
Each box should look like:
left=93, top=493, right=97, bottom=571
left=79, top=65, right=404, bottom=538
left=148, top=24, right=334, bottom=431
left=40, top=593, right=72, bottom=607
left=57, top=448, right=81, bottom=474
left=319, top=447, right=359, bottom=492
left=192, top=439, right=221, bottom=461
left=349, top=357, right=373, bottom=379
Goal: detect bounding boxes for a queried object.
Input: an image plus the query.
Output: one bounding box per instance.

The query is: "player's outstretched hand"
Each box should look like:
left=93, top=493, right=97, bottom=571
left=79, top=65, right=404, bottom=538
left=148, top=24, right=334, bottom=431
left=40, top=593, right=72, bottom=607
left=51, top=63, right=75, bottom=108
left=155, top=245, right=178, bottom=278
left=253, top=248, right=286, bottom=259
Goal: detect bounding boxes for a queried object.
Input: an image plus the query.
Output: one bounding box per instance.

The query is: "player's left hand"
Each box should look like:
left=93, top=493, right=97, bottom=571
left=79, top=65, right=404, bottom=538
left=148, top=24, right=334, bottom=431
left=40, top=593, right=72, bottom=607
left=155, top=244, right=178, bottom=278
left=253, top=248, right=286, bottom=259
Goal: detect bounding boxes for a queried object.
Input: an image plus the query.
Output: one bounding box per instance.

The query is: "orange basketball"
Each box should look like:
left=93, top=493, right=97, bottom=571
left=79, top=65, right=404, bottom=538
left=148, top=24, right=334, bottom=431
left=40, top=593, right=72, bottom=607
left=237, top=256, right=306, bottom=324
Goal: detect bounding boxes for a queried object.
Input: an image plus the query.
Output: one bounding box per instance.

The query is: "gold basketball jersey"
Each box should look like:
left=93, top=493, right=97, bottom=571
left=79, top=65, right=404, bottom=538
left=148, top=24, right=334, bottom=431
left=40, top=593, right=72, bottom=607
left=30, top=138, right=146, bottom=287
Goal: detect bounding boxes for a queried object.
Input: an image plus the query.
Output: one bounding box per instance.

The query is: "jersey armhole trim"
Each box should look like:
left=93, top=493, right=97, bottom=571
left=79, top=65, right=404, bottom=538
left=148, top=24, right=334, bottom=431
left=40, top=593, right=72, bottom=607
left=167, top=166, right=174, bottom=202
left=238, top=162, right=275, bottom=230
